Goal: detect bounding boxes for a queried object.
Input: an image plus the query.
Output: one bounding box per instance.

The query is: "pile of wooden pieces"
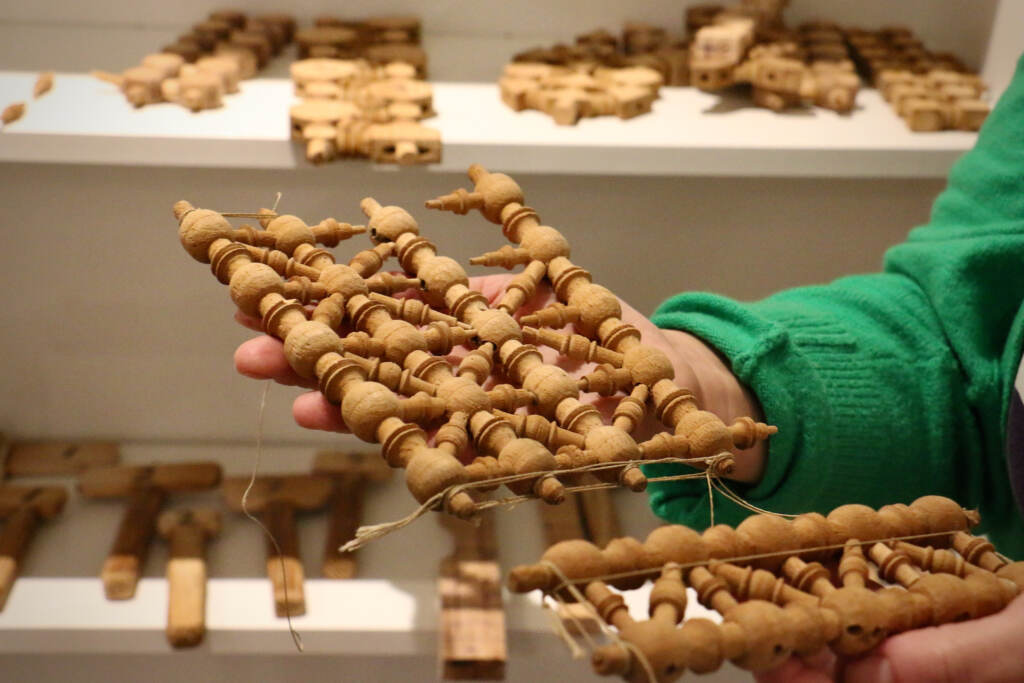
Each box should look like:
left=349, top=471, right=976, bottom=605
left=288, top=58, right=440, bottom=165
left=500, top=22, right=691, bottom=125
left=688, top=3, right=861, bottom=114
left=509, top=495, right=1024, bottom=682
left=499, top=62, right=665, bottom=125
left=846, top=27, right=989, bottom=131
left=92, top=9, right=295, bottom=112
left=175, top=164, right=777, bottom=526
left=296, top=15, right=427, bottom=79
left=687, top=4, right=987, bottom=128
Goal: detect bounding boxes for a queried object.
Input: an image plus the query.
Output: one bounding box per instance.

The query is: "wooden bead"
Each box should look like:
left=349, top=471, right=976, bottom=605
left=340, top=381, right=400, bottom=441
left=229, top=262, right=283, bottom=316
left=283, top=320, right=345, bottom=379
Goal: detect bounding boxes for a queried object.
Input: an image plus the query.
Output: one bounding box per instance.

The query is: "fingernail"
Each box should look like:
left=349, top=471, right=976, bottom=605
left=845, top=655, right=893, bottom=683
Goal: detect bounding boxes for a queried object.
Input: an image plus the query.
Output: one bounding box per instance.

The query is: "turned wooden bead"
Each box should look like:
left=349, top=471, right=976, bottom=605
left=436, top=376, right=491, bottom=415
left=821, top=587, right=889, bottom=655
left=361, top=197, right=419, bottom=242
left=568, top=283, right=621, bottom=334
left=404, top=447, right=467, bottom=503
left=371, top=319, right=428, bottom=364
left=676, top=411, right=733, bottom=458
left=521, top=364, right=579, bottom=417
left=283, top=320, right=345, bottom=379
left=341, top=381, right=400, bottom=441
left=623, top=345, right=676, bottom=386
left=176, top=206, right=233, bottom=263
left=644, top=525, right=709, bottom=569
left=466, top=165, right=525, bottom=224
left=469, top=309, right=522, bottom=347
left=417, top=256, right=469, bottom=301
left=827, top=504, right=889, bottom=545
left=229, top=262, right=283, bottom=316
left=603, top=537, right=654, bottom=590
left=725, top=601, right=794, bottom=671
left=735, top=514, right=796, bottom=570
left=318, top=264, right=370, bottom=299
left=265, top=215, right=316, bottom=255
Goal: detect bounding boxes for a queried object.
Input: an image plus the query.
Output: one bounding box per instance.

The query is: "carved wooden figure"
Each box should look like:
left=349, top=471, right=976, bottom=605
left=507, top=495, right=1020, bottom=682
left=439, top=513, right=506, bottom=680
left=312, top=450, right=391, bottom=578
left=222, top=474, right=332, bottom=617
left=1, top=437, right=119, bottom=478
left=78, top=462, right=222, bottom=600
left=0, top=485, right=67, bottom=610
left=158, top=507, right=220, bottom=648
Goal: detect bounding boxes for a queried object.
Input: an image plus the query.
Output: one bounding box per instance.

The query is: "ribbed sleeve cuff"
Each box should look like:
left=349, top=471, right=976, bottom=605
left=646, top=288, right=940, bottom=528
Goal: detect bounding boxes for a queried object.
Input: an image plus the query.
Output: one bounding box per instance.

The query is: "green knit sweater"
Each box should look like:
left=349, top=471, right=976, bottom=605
left=646, top=55, right=1024, bottom=559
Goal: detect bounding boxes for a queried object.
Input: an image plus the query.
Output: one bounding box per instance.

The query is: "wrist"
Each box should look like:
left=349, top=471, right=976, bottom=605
left=659, top=328, right=767, bottom=483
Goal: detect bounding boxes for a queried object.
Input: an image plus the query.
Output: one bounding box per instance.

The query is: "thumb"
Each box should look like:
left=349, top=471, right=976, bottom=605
left=844, top=591, right=1024, bottom=683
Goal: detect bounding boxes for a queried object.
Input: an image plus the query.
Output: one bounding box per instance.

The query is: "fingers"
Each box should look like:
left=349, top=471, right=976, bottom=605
left=234, top=336, right=314, bottom=389
left=293, top=391, right=350, bottom=432
left=845, top=592, right=1024, bottom=683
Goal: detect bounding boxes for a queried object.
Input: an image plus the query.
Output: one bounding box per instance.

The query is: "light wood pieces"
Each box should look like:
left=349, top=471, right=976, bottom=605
left=289, top=58, right=440, bottom=165
left=175, top=164, right=776, bottom=532
left=499, top=63, right=664, bottom=126
left=222, top=474, right=332, bottom=617
left=0, top=485, right=67, bottom=610
left=94, top=9, right=295, bottom=112
left=158, top=507, right=220, bottom=648
left=507, top=495, right=1022, bottom=682
left=848, top=28, right=988, bottom=131
left=78, top=462, right=222, bottom=600
left=1, top=437, right=120, bottom=479
left=33, top=72, right=54, bottom=99
left=299, top=15, right=426, bottom=78
left=312, top=450, right=391, bottom=578
left=439, top=513, right=506, bottom=680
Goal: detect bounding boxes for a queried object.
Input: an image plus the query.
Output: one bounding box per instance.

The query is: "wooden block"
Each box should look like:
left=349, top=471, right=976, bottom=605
left=3, top=440, right=119, bottom=478
left=439, top=514, right=505, bottom=680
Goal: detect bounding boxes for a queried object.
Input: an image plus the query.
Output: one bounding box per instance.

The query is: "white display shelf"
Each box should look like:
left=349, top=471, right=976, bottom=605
left=0, top=441, right=745, bottom=681
left=0, top=70, right=979, bottom=177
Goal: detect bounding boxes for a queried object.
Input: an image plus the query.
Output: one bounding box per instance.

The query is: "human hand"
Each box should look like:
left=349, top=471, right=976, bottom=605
left=756, top=591, right=1024, bottom=683
left=232, top=273, right=767, bottom=482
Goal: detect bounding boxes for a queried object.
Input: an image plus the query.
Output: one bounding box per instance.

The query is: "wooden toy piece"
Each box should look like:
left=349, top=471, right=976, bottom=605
left=222, top=474, right=332, bottom=617
left=357, top=78, right=435, bottom=118
left=157, top=507, right=220, bottom=648
left=214, top=44, right=258, bottom=79
left=208, top=8, right=246, bottom=29
left=363, top=44, right=429, bottom=79
left=78, top=462, right=222, bottom=600
left=162, top=41, right=201, bottom=64
left=162, top=69, right=224, bottom=112
left=312, top=450, right=391, bottom=579
left=510, top=496, right=1019, bottom=682
left=255, top=13, right=297, bottom=43
left=92, top=65, right=165, bottom=107
left=0, top=485, right=67, bottom=610
left=141, top=53, right=185, bottom=80
left=195, top=56, right=241, bottom=94
left=33, top=72, right=54, bottom=98
left=365, top=121, right=441, bottom=165
left=1, top=101, right=25, bottom=128
left=508, top=495, right=979, bottom=594
left=438, top=513, right=506, bottom=680
left=2, top=439, right=119, bottom=478
left=228, top=29, right=272, bottom=69
left=296, top=26, right=360, bottom=60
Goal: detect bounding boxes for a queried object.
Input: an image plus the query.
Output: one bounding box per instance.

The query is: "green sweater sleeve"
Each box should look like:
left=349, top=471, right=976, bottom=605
left=647, top=54, right=1024, bottom=558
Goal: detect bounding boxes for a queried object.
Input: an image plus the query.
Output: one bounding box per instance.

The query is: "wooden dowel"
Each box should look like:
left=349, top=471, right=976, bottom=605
left=102, top=487, right=166, bottom=600
left=0, top=506, right=39, bottom=610
left=322, top=474, right=362, bottom=579
left=264, top=499, right=304, bottom=617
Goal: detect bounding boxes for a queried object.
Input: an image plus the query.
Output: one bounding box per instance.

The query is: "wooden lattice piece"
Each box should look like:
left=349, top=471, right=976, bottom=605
left=174, top=165, right=776, bottom=529
left=507, top=495, right=1022, bottom=682
left=289, top=57, right=440, bottom=165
